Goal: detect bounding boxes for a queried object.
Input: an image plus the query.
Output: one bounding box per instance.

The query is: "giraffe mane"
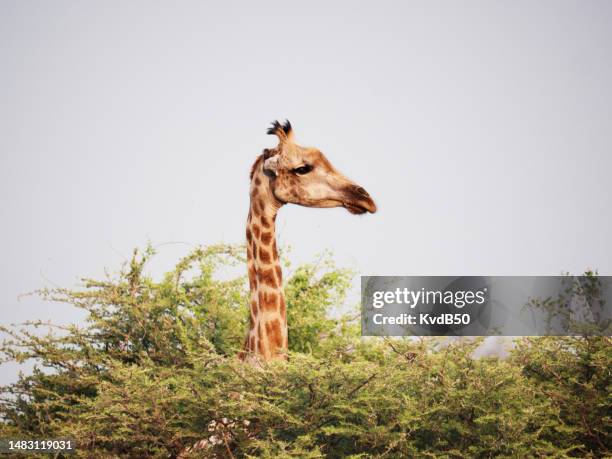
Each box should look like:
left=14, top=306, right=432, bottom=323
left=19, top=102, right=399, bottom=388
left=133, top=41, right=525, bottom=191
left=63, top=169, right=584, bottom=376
left=249, top=155, right=263, bottom=180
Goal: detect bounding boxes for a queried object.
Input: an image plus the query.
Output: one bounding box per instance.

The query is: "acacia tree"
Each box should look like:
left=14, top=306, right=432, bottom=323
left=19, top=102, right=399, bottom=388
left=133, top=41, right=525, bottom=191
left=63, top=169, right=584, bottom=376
left=0, top=245, right=610, bottom=458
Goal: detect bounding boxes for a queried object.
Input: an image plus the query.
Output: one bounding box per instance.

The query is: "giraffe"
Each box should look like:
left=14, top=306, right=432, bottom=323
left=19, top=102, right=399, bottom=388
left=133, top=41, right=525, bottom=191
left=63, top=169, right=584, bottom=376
left=241, top=120, right=376, bottom=362
left=179, top=121, right=376, bottom=457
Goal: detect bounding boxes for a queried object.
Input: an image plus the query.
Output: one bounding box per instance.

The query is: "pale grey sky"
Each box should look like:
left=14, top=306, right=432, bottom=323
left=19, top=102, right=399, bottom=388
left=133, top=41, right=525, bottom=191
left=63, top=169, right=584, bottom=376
left=1, top=1, right=611, bottom=381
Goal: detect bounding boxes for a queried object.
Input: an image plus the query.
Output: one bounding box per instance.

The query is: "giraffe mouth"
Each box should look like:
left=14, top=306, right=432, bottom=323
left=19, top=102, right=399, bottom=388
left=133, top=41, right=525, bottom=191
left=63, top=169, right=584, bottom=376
left=344, top=203, right=369, bottom=214
left=343, top=200, right=377, bottom=214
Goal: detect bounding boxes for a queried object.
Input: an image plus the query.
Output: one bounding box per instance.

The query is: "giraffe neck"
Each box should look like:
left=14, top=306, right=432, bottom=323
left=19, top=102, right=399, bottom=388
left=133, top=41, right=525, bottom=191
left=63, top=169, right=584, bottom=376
left=243, top=167, right=287, bottom=361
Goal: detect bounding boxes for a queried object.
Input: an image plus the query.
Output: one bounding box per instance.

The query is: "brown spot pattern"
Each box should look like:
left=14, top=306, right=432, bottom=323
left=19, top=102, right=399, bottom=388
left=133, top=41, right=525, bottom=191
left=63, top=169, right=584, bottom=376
left=275, top=264, right=282, bottom=283
left=279, top=296, right=286, bottom=320
left=265, top=319, right=283, bottom=350
left=252, top=224, right=261, bottom=239
left=244, top=155, right=294, bottom=359
left=259, top=247, right=271, bottom=264
left=248, top=266, right=257, bottom=289
left=258, top=290, right=264, bottom=307
left=262, top=291, right=278, bottom=311
left=261, top=231, right=272, bottom=245
left=258, top=268, right=277, bottom=288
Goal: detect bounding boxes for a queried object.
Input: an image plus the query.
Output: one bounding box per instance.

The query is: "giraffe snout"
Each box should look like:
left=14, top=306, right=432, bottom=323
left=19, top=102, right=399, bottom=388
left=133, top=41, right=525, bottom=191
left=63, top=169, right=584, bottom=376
left=343, top=184, right=377, bottom=214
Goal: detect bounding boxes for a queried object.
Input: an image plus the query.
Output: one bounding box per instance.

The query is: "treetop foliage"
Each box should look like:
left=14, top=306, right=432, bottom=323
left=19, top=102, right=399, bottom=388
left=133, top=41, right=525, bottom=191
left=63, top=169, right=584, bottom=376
left=1, top=245, right=610, bottom=458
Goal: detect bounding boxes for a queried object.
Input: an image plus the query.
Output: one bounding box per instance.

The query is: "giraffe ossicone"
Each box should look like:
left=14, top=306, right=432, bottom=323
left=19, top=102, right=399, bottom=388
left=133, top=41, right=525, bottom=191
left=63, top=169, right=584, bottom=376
left=241, top=120, right=377, bottom=363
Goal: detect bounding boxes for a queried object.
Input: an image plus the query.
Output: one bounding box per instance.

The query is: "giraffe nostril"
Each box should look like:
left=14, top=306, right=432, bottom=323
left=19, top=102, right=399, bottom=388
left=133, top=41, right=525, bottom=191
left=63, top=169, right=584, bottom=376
left=354, top=186, right=369, bottom=198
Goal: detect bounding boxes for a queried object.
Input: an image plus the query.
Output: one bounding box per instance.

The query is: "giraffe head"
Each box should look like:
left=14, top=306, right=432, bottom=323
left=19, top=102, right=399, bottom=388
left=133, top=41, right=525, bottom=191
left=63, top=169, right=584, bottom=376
left=259, top=120, right=377, bottom=215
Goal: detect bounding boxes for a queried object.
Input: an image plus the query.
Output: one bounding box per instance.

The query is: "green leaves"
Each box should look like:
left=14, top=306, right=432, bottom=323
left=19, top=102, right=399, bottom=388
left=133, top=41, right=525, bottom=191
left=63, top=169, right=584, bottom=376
left=284, top=254, right=353, bottom=355
left=0, top=246, right=610, bottom=457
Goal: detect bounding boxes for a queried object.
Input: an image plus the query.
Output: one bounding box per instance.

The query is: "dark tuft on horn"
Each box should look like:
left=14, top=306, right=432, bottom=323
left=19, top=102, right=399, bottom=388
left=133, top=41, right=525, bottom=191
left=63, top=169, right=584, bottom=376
left=281, top=119, right=292, bottom=134
left=266, top=119, right=292, bottom=138
left=266, top=120, right=282, bottom=136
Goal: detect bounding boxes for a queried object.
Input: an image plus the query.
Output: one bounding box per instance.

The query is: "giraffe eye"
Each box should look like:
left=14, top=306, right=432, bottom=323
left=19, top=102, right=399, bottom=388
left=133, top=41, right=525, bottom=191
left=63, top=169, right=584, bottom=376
left=293, top=165, right=313, bottom=175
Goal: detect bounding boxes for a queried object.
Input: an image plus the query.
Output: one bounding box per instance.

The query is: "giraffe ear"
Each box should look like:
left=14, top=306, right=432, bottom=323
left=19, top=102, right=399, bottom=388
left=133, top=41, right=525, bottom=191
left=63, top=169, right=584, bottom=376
left=263, top=154, right=280, bottom=177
